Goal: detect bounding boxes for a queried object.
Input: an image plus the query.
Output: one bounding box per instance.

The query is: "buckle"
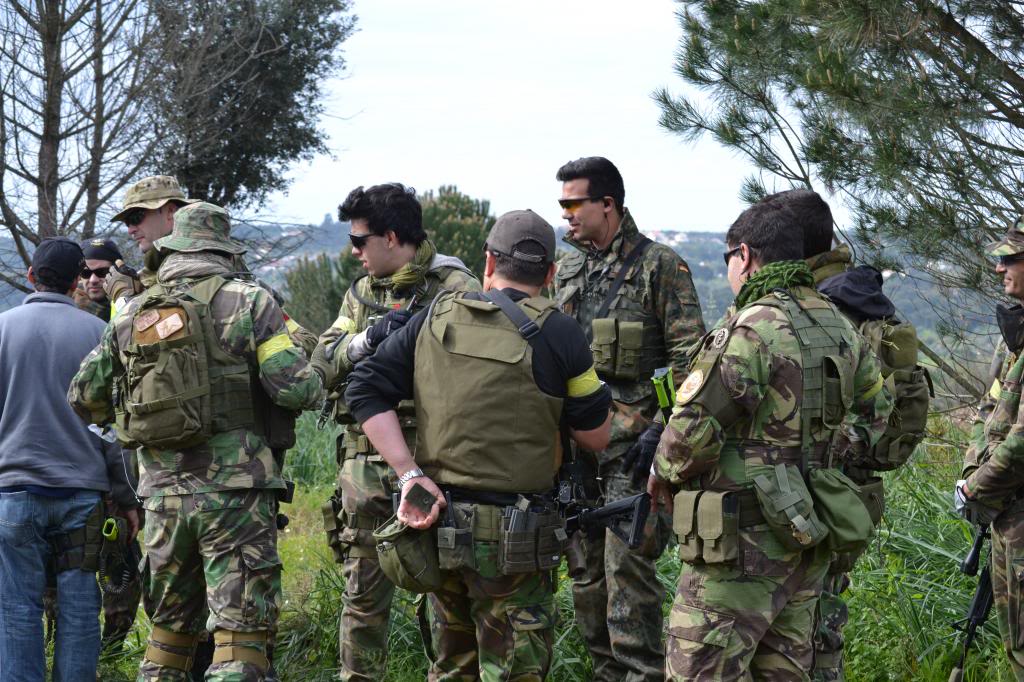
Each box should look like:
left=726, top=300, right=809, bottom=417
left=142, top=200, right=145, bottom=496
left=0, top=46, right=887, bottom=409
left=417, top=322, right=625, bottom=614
left=518, top=320, right=540, bottom=339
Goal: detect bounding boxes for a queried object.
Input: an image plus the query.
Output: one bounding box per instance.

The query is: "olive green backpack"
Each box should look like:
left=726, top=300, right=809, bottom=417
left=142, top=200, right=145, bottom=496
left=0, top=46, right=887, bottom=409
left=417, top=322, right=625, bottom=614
left=852, top=320, right=932, bottom=470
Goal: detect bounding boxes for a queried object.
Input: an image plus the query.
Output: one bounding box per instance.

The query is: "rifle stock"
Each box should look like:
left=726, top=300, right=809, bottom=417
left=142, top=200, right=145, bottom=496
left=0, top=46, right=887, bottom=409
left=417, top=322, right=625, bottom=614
left=563, top=492, right=652, bottom=550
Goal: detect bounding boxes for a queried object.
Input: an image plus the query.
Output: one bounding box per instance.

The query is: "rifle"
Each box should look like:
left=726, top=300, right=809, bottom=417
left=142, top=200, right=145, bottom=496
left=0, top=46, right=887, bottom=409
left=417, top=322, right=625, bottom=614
left=949, top=525, right=993, bottom=682
left=561, top=491, right=651, bottom=551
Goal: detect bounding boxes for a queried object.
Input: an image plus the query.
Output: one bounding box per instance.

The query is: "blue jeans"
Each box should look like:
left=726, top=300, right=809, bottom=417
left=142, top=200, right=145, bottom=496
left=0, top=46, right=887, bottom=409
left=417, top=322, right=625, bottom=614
left=0, top=490, right=102, bottom=681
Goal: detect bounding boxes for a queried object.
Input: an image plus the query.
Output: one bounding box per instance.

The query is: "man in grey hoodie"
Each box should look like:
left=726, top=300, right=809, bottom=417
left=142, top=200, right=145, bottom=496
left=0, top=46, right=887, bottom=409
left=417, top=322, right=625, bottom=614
left=0, top=238, right=139, bottom=682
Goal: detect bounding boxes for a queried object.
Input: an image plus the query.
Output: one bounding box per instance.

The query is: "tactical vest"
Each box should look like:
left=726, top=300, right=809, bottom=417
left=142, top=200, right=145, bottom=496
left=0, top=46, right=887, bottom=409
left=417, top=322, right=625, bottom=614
left=335, top=264, right=473, bottom=457
left=718, top=289, right=855, bottom=477
left=413, top=292, right=563, bottom=493
left=556, top=240, right=666, bottom=403
left=114, top=275, right=255, bottom=449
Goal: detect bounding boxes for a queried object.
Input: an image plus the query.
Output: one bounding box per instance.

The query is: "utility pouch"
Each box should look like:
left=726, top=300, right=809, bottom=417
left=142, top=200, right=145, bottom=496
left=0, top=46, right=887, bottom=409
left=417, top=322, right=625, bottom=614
left=615, top=321, right=644, bottom=381
left=806, top=468, right=874, bottom=556
left=750, top=463, right=828, bottom=552
left=696, top=491, right=739, bottom=564
left=856, top=476, right=885, bottom=527
left=672, top=489, right=702, bottom=562
left=437, top=503, right=476, bottom=571
left=373, top=515, right=442, bottom=594
left=591, top=318, right=618, bottom=377
left=321, top=496, right=346, bottom=563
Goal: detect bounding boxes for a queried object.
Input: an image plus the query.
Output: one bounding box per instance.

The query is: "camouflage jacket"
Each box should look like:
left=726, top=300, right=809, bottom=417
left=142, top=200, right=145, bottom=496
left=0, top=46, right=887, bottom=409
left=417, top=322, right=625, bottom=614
left=655, top=285, right=892, bottom=490
left=68, top=252, right=324, bottom=497
left=73, top=287, right=111, bottom=322
left=554, top=209, right=705, bottom=459
left=962, top=345, right=1024, bottom=505
left=316, top=249, right=480, bottom=450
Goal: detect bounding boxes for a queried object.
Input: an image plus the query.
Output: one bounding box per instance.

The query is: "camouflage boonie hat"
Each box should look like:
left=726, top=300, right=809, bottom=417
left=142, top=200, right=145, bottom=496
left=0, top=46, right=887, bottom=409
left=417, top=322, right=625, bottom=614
left=153, top=202, right=246, bottom=255
left=110, top=175, right=198, bottom=223
left=986, top=216, right=1024, bottom=257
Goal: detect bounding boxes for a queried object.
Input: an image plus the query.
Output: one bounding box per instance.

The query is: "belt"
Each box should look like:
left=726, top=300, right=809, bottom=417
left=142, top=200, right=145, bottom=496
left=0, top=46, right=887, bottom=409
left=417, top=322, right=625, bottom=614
left=737, top=442, right=832, bottom=467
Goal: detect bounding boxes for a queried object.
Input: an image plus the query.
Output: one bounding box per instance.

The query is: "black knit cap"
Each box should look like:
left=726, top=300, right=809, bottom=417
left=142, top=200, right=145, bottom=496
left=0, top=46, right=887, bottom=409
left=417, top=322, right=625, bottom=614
left=32, top=238, right=85, bottom=290
left=81, top=237, right=122, bottom=263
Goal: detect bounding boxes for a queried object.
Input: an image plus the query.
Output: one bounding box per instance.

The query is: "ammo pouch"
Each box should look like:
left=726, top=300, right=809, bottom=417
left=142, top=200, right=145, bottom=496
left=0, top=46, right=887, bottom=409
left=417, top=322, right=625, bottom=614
left=806, top=468, right=874, bottom=556
left=437, top=502, right=477, bottom=572
left=321, top=495, right=347, bottom=563
left=750, top=463, right=829, bottom=552
left=373, top=514, right=442, bottom=593
left=499, top=505, right=565, bottom=575
left=591, top=319, right=647, bottom=381
left=49, top=501, right=104, bottom=573
left=322, top=495, right=382, bottom=563
left=672, top=490, right=740, bottom=564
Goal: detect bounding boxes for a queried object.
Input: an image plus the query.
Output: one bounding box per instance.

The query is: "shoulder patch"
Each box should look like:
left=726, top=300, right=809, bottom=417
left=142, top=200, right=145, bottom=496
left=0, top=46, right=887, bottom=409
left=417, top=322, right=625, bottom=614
left=710, top=327, right=729, bottom=350
left=676, top=369, right=706, bottom=404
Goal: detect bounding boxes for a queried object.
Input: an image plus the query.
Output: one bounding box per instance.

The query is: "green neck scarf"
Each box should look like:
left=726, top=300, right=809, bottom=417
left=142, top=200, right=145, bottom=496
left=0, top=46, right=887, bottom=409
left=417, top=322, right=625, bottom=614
left=734, top=260, right=816, bottom=310
left=371, top=239, right=437, bottom=292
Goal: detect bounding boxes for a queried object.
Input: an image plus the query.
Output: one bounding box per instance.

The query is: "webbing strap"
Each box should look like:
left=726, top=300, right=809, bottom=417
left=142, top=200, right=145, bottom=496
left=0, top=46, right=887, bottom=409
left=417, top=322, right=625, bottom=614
left=145, top=645, right=191, bottom=671
left=212, top=630, right=269, bottom=670
left=595, top=237, right=652, bottom=319
left=126, top=385, right=209, bottom=415
left=151, top=625, right=200, bottom=648
left=214, top=630, right=268, bottom=645
left=482, top=290, right=541, bottom=340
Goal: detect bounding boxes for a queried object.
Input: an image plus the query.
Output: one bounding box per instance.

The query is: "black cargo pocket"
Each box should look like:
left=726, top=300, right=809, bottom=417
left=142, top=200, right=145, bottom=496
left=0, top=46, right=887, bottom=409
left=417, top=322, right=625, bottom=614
left=504, top=603, right=555, bottom=680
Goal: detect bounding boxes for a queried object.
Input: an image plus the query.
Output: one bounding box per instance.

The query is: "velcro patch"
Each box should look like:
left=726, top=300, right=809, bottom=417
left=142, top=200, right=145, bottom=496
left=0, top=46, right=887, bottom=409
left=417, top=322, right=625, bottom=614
left=676, top=369, right=706, bottom=405
left=156, top=313, right=184, bottom=339
left=134, top=309, right=160, bottom=332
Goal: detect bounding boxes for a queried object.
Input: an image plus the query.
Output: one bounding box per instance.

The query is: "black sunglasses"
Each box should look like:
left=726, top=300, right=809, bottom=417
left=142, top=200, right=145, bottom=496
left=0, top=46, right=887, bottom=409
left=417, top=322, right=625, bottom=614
left=81, top=266, right=110, bottom=279
left=349, top=232, right=383, bottom=249
left=558, top=196, right=604, bottom=211
left=122, top=208, right=147, bottom=227
left=999, top=253, right=1024, bottom=266
left=723, top=246, right=742, bottom=266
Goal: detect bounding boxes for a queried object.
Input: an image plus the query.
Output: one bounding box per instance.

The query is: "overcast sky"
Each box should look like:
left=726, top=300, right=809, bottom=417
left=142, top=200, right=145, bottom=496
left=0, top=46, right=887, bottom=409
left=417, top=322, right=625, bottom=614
left=266, top=1, right=771, bottom=232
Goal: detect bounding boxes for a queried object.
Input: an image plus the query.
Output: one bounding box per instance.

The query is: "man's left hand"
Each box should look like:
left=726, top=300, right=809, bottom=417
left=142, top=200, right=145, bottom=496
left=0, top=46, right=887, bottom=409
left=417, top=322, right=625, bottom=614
left=398, top=475, right=445, bottom=529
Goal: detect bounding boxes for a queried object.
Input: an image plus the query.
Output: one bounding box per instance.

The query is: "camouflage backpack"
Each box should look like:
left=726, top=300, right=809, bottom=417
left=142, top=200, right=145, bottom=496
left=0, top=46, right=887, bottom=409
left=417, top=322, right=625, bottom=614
left=115, top=275, right=254, bottom=450
left=851, top=319, right=932, bottom=470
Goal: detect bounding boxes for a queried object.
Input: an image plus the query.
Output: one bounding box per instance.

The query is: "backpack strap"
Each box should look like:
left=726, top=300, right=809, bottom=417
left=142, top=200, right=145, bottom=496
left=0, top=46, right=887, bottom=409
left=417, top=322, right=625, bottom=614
left=482, top=289, right=541, bottom=340
left=595, top=237, right=652, bottom=319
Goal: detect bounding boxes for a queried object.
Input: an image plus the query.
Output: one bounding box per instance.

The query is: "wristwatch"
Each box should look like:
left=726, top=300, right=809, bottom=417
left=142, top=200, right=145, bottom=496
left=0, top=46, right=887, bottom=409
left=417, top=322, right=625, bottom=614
left=397, top=467, right=425, bottom=488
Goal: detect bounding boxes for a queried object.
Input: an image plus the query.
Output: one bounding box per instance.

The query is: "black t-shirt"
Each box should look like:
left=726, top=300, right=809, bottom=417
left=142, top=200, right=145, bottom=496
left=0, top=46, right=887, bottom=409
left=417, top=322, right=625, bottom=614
left=345, top=287, right=611, bottom=431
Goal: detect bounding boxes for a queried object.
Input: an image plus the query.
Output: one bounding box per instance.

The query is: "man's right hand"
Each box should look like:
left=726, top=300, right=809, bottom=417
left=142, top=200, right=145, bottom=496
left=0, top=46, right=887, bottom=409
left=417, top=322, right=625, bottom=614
left=103, top=259, right=143, bottom=301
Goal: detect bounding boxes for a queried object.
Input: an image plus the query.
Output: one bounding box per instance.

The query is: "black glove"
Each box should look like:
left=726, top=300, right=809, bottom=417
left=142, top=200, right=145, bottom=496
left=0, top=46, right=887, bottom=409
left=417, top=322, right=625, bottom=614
left=621, top=422, right=665, bottom=487
left=365, top=309, right=413, bottom=348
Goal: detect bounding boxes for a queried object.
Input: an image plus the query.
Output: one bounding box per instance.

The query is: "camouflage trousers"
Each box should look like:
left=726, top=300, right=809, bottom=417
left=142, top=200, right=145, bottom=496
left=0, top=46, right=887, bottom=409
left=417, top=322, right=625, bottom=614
left=666, top=528, right=830, bottom=681
left=811, top=571, right=850, bottom=681
left=334, top=452, right=401, bottom=681
left=138, top=489, right=281, bottom=682
left=426, top=541, right=556, bottom=682
left=990, top=505, right=1024, bottom=678
left=571, top=466, right=672, bottom=682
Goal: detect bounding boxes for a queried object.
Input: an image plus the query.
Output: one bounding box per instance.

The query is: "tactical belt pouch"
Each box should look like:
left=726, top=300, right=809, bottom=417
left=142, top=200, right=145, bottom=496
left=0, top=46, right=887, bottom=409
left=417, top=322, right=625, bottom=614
left=615, top=321, right=644, bottom=380
left=591, top=318, right=618, bottom=378
left=321, top=496, right=346, bottom=563
left=498, top=508, right=563, bottom=575
left=672, top=490, right=702, bottom=562
left=373, top=514, right=442, bottom=593
left=750, top=462, right=828, bottom=552
left=856, top=476, right=885, bottom=527
left=437, top=503, right=476, bottom=571
left=806, top=468, right=874, bottom=556
left=50, top=501, right=104, bottom=573
left=696, top=491, right=739, bottom=564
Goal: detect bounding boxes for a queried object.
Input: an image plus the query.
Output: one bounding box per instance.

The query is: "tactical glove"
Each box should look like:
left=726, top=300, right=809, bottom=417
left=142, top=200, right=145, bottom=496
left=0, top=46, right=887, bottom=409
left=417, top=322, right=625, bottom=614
left=103, top=259, right=143, bottom=302
left=621, top=422, right=665, bottom=487
left=366, top=309, right=413, bottom=348
left=309, top=341, right=339, bottom=389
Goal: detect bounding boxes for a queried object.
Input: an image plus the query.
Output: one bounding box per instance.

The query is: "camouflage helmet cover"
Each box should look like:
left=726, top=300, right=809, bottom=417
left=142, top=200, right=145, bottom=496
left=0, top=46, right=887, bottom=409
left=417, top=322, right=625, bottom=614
left=110, top=175, right=198, bottom=223
left=986, top=216, right=1024, bottom=257
left=153, top=202, right=246, bottom=255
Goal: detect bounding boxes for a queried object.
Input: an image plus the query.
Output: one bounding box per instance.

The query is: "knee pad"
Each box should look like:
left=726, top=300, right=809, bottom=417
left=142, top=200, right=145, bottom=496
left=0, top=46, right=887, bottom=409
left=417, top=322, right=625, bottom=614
left=212, top=629, right=270, bottom=672
left=144, top=625, right=202, bottom=671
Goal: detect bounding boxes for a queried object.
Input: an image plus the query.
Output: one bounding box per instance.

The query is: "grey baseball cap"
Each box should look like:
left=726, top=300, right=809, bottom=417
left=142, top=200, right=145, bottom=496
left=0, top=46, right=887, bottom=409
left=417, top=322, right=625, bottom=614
left=486, top=210, right=556, bottom=264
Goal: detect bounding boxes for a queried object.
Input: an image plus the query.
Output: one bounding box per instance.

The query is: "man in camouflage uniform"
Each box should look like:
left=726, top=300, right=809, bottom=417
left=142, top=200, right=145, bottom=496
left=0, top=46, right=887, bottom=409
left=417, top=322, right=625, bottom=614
left=311, top=183, right=480, bottom=680
left=551, top=156, right=705, bottom=681
left=70, top=237, right=147, bottom=651
left=958, top=217, right=1024, bottom=678
left=343, top=209, right=613, bottom=680
left=790, top=189, right=930, bottom=681
left=69, top=202, right=326, bottom=682
left=104, top=175, right=316, bottom=355
left=650, top=197, right=891, bottom=680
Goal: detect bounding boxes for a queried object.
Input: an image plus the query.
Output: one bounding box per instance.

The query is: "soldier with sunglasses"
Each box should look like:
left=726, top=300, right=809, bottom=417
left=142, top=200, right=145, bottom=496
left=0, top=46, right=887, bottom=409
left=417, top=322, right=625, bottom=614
left=552, top=156, right=705, bottom=681
left=309, top=183, right=480, bottom=681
